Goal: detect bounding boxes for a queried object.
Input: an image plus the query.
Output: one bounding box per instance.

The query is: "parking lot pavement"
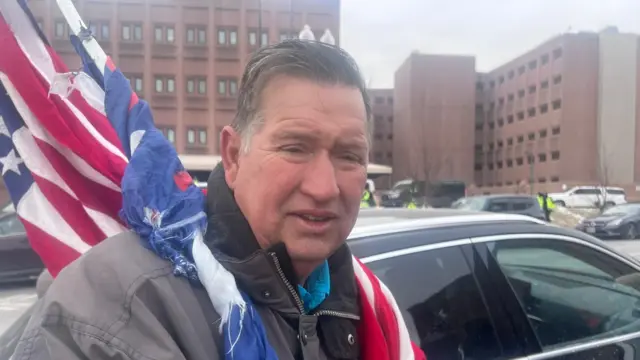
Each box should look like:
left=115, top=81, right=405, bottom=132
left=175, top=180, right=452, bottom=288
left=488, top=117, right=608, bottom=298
left=609, top=239, right=640, bottom=259
left=0, top=283, right=36, bottom=334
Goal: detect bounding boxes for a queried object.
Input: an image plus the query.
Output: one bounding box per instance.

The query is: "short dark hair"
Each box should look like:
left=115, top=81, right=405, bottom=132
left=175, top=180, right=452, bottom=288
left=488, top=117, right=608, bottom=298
left=232, top=40, right=371, bottom=146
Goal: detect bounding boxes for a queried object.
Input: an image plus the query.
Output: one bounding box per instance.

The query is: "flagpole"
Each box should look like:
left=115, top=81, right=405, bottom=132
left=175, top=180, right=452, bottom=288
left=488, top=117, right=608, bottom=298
left=55, top=0, right=107, bottom=76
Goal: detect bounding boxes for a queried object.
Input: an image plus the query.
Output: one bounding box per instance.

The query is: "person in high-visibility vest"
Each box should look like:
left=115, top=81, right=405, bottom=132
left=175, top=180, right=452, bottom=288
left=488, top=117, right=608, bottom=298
left=406, top=201, right=417, bottom=209
left=537, top=192, right=556, bottom=222
left=360, top=182, right=377, bottom=208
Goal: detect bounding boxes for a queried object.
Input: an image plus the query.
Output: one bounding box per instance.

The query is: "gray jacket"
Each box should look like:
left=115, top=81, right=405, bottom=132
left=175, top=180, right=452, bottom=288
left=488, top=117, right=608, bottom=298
left=12, top=165, right=361, bottom=360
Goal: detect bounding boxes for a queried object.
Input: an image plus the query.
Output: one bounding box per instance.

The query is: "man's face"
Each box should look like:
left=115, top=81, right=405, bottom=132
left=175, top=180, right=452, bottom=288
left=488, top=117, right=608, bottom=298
left=220, top=76, right=368, bottom=274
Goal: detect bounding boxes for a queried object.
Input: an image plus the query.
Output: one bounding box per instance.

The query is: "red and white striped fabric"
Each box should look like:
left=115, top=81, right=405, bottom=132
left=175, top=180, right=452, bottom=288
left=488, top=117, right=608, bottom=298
left=0, top=1, right=128, bottom=277
left=353, top=256, right=427, bottom=360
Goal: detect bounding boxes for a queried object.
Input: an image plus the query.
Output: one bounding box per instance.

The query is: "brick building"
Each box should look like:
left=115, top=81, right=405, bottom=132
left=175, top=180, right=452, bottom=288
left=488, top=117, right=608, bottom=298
left=392, top=53, right=476, bottom=186
left=388, top=28, right=640, bottom=195
left=29, top=0, right=340, bottom=155
left=367, top=89, right=394, bottom=188
left=474, top=27, right=640, bottom=194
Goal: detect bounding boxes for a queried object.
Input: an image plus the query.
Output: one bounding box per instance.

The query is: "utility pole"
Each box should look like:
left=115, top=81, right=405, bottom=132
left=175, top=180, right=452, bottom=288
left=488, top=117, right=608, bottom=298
left=258, top=0, right=262, bottom=46
left=289, top=0, right=294, bottom=39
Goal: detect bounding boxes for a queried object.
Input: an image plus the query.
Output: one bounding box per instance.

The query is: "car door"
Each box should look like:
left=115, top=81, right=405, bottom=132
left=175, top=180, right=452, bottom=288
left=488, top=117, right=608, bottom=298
left=472, top=233, right=640, bottom=359
left=360, top=241, right=521, bottom=360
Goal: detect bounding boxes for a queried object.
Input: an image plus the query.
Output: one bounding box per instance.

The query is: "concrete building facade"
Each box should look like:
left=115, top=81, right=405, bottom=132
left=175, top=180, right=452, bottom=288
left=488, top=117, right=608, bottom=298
left=392, top=53, right=476, bottom=186
left=29, top=0, right=340, bottom=156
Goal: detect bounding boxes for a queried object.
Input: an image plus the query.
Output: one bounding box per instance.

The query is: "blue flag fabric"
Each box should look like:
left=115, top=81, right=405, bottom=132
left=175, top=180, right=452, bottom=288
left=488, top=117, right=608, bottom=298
left=69, top=26, right=278, bottom=360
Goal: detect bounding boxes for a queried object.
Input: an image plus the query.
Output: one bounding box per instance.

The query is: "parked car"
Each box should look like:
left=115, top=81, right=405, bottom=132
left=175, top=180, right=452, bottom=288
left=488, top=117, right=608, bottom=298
left=0, top=210, right=44, bottom=283
left=451, top=194, right=546, bottom=220
left=576, top=203, right=640, bottom=239
left=5, top=209, right=640, bottom=359
left=549, top=186, right=627, bottom=208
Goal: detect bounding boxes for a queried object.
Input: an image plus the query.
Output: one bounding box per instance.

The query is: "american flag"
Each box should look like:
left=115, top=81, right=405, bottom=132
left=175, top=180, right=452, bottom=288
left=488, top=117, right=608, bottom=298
left=0, top=0, right=128, bottom=277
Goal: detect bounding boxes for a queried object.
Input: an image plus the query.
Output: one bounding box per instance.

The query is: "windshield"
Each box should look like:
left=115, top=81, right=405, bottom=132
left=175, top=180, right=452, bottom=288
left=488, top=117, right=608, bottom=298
left=456, top=197, right=487, bottom=211
left=602, top=204, right=640, bottom=216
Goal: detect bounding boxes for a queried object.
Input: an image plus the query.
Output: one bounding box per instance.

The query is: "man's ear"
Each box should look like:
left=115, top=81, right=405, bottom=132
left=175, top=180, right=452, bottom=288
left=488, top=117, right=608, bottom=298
left=219, top=126, right=241, bottom=189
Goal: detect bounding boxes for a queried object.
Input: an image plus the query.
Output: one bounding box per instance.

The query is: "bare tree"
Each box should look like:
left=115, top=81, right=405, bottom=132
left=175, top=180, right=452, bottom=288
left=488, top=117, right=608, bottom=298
left=514, top=180, right=529, bottom=194
left=595, top=144, right=613, bottom=212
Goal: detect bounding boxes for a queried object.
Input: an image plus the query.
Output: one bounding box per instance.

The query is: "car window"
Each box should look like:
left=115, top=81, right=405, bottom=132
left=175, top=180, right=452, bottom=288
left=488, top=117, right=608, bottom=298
left=606, top=189, right=626, bottom=196
left=488, top=238, right=640, bottom=351
left=0, top=215, right=25, bottom=236
left=512, top=201, right=534, bottom=211
left=368, top=246, right=502, bottom=359
left=573, top=189, right=600, bottom=195
left=487, top=200, right=509, bottom=212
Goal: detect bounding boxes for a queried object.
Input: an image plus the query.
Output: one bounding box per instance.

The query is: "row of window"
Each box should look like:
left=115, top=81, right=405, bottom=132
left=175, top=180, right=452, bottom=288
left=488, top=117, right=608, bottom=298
left=476, top=100, right=563, bottom=130
left=126, top=75, right=238, bottom=97
left=373, top=133, right=393, bottom=141
left=477, top=47, right=564, bottom=90
left=482, top=75, right=563, bottom=109
left=53, top=20, right=296, bottom=46
left=477, top=126, right=561, bottom=151
left=373, top=96, right=394, bottom=105
left=475, top=150, right=561, bottom=172
left=159, top=127, right=208, bottom=146
left=373, top=115, right=394, bottom=123
left=479, top=176, right=561, bottom=188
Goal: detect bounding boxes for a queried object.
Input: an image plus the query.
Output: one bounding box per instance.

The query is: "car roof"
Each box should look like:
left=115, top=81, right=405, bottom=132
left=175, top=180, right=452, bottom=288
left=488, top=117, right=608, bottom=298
left=351, top=207, right=545, bottom=239
left=467, top=194, right=536, bottom=200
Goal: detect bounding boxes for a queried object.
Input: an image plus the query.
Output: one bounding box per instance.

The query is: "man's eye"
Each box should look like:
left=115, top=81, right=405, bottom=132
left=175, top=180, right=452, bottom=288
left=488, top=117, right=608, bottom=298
left=280, top=145, right=306, bottom=154
left=340, top=153, right=364, bottom=163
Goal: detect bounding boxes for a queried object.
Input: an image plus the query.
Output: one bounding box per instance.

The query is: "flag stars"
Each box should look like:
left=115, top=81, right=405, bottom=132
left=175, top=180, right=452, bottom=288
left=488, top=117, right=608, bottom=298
left=0, top=149, right=23, bottom=176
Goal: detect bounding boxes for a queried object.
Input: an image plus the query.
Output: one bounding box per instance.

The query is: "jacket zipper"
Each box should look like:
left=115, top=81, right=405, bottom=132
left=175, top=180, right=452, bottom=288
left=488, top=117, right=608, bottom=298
left=270, top=252, right=305, bottom=314
left=269, top=253, right=360, bottom=321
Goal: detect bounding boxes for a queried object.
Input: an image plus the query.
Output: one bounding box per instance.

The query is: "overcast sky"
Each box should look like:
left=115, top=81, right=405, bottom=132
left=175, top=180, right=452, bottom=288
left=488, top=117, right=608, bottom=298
left=340, top=0, right=640, bottom=88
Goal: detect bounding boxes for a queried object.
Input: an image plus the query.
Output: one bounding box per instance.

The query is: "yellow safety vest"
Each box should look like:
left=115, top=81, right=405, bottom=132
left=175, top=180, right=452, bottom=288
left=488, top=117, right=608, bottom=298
left=406, top=201, right=417, bottom=209
left=360, top=191, right=371, bottom=208
left=538, top=196, right=556, bottom=210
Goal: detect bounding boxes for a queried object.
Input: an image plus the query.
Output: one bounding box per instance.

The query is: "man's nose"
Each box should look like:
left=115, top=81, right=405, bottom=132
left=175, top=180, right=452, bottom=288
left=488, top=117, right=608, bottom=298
left=299, top=152, right=340, bottom=202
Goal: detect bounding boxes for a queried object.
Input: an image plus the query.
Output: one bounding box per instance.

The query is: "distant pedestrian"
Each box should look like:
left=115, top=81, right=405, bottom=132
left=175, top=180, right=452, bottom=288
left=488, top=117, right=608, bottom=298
left=538, top=192, right=556, bottom=222
left=361, top=182, right=377, bottom=208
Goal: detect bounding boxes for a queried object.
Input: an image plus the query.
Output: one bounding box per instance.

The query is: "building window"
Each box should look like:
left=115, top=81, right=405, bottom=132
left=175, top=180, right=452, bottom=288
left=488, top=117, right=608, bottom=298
left=528, top=107, right=536, bottom=117
left=553, top=75, right=562, bottom=85
left=499, top=76, right=505, bottom=84
left=488, top=121, right=495, bottom=130
left=187, top=129, right=196, bottom=144
left=541, top=80, right=549, bottom=89
left=550, top=176, right=560, bottom=182
left=516, top=157, right=524, bottom=166
left=528, top=59, right=537, bottom=70
left=538, top=177, right=547, bottom=183
left=552, top=126, right=561, bottom=135
left=498, top=98, right=505, bottom=106
left=89, top=21, right=110, bottom=40
left=541, top=54, right=549, bottom=65
left=186, top=77, right=207, bottom=95
left=159, top=127, right=175, bottom=144
left=517, top=112, right=525, bottom=121
left=55, top=20, right=67, bottom=38
left=507, top=115, right=514, bottom=124
left=551, top=151, right=560, bottom=160
left=518, top=65, right=525, bottom=75
left=517, top=135, right=524, bottom=143
left=539, top=129, right=548, bottom=138
left=507, top=93, right=514, bottom=101
left=122, top=23, right=142, bottom=41
left=217, top=78, right=238, bottom=96
left=497, top=118, right=504, bottom=127
left=540, top=104, right=549, bottom=114
left=217, top=28, right=237, bottom=45
left=154, top=76, right=175, bottom=93
left=528, top=85, right=536, bottom=94
left=552, top=99, right=562, bottom=110
left=248, top=30, right=268, bottom=46
left=508, top=70, right=514, bottom=79
left=497, top=161, right=503, bottom=169
left=126, top=74, right=143, bottom=93
left=553, top=48, right=563, bottom=59
left=507, top=159, right=513, bottom=167
left=154, top=25, right=175, bottom=43
left=518, top=89, right=525, bottom=98
left=489, top=80, right=495, bottom=88
left=538, top=153, right=547, bottom=162
left=186, top=26, right=207, bottom=44
left=528, top=132, right=535, bottom=141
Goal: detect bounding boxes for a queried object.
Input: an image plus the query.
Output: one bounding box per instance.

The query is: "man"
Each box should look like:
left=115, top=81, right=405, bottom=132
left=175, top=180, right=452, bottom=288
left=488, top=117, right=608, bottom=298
left=537, top=191, right=555, bottom=222
left=12, top=41, right=408, bottom=359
